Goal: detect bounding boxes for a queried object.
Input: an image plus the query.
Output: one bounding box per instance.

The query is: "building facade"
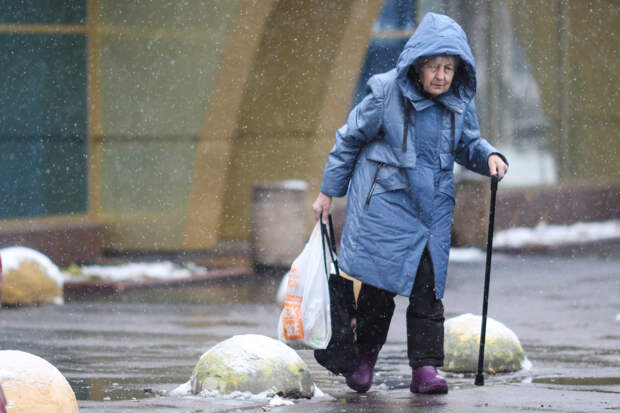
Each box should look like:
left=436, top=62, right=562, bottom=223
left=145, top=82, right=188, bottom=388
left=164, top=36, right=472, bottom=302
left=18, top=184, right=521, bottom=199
left=1, top=0, right=618, bottom=259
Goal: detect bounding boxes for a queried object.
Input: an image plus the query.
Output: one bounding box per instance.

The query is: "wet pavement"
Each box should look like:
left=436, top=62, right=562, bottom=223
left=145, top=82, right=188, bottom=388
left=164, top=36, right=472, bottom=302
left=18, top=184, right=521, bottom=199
left=0, top=246, right=618, bottom=412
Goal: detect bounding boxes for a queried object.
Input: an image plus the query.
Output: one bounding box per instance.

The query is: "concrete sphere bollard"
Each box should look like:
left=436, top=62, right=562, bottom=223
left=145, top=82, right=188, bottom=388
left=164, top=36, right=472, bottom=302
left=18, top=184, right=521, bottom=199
left=443, top=313, right=526, bottom=373
left=0, top=350, right=78, bottom=413
left=190, top=334, right=314, bottom=398
left=0, top=247, right=64, bottom=306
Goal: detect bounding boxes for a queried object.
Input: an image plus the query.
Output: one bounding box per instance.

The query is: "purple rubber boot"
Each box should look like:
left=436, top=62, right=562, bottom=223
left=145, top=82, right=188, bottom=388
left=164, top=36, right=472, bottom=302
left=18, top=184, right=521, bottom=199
left=345, top=350, right=379, bottom=393
left=410, top=366, right=448, bottom=394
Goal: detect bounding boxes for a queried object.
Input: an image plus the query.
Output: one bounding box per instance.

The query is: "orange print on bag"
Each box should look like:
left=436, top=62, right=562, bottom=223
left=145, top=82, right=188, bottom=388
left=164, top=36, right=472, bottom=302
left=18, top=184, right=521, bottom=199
left=282, top=293, right=304, bottom=340
left=287, top=266, right=300, bottom=289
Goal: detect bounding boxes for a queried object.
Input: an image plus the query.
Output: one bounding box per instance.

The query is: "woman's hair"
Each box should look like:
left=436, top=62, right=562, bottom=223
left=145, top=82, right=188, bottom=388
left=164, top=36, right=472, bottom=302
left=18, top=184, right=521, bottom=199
left=414, top=55, right=460, bottom=72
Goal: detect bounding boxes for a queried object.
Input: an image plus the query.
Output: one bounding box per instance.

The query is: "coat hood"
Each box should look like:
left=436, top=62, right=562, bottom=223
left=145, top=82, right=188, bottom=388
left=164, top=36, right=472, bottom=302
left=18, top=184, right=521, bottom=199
left=396, top=12, right=477, bottom=112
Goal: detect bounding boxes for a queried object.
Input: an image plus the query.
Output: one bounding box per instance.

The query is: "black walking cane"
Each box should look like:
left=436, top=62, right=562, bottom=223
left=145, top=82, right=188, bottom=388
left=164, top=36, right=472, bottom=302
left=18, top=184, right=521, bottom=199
left=475, top=175, right=499, bottom=386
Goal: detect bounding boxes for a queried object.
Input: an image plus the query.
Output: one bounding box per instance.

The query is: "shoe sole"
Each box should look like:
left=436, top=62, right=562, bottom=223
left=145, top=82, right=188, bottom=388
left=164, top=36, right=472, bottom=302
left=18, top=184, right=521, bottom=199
left=410, top=384, right=448, bottom=394
left=346, top=378, right=372, bottom=393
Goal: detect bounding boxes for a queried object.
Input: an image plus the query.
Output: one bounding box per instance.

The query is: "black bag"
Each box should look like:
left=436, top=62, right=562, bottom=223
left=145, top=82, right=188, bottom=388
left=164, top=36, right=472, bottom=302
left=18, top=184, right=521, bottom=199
left=314, top=215, right=359, bottom=377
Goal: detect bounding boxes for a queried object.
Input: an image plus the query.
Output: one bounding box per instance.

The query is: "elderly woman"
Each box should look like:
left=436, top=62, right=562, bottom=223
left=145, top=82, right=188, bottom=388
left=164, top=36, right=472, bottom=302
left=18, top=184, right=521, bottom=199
left=312, top=13, right=508, bottom=394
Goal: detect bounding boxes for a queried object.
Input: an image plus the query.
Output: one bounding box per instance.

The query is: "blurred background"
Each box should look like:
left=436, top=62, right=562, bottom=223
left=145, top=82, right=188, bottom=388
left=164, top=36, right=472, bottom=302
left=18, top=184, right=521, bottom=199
left=0, top=0, right=618, bottom=267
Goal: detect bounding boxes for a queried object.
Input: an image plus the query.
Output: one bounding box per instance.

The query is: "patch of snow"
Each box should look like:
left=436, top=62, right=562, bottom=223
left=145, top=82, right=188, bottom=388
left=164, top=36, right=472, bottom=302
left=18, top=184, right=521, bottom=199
left=0, top=246, right=64, bottom=286
left=199, top=335, right=302, bottom=375
left=171, top=382, right=282, bottom=403
left=494, top=220, right=620, bottom=249
left=269, top=395, right=294, bottom=406
left=449, top=247, right=486, bottom=262
left=201, top=334, right=300, bottom=373
left=279, top=179, right=308, bottom=191
left=0, top=350, right=61, bottom=380
left=73, top=261, right=206, bottom=282
left=0, top=368, right=17, bottom=381
left=442, top=371, right=465, bottom=378
left=169, top=380, right=192, bottom=396
left=445, top=313, right=521, bottom=344
left=374, top=383, right=389, bottom=390
left=522, top=358, right=533, bottom=370
left=199, top=389, right=285, bottom=403
left=257, top=179, right=308, bottom=191
left=313, top=385, right=332, bottom=399
left=199, top=389, right=273, bottom=401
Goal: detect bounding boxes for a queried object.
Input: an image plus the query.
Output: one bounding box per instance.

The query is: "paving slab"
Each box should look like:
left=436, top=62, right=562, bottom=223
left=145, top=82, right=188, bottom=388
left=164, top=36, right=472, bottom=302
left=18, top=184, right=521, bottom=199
left=0, top=248, right=618, bottom=412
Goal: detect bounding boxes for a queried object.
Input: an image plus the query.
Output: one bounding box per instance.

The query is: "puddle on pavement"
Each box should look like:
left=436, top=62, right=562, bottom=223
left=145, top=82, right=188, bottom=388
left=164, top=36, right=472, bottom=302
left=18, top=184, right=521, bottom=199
left=532, top=376, right=620, bottom=386
left=61, top=280, right=285, bottom=403
left=70, top=377, right=174, bottom=401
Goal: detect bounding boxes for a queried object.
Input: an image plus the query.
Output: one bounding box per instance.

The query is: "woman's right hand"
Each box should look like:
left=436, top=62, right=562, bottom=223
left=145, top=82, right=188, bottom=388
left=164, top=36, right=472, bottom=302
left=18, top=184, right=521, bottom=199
left=312, top=192, right=332, bottom=224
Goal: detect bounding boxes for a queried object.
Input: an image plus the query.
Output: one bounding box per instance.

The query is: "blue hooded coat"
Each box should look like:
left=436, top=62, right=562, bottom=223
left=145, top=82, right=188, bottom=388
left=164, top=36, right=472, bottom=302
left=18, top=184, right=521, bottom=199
left=320, top=13, right=506, bottom=298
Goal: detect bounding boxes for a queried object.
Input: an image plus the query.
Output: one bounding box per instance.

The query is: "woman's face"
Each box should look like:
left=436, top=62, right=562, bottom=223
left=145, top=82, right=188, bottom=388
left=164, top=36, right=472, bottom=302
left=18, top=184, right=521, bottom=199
left=417, top=56, right=456, bottom=97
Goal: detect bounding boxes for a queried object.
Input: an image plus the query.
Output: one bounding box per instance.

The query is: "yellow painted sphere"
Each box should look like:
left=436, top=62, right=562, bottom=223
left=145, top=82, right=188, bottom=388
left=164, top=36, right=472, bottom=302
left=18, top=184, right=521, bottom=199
left=443, top=313, right=527, bottom=373
left=0, top=247, right=64, bottom=306
left=190, top=334, right=314, bottom=398
left=0, top=350, right=78, bottom=413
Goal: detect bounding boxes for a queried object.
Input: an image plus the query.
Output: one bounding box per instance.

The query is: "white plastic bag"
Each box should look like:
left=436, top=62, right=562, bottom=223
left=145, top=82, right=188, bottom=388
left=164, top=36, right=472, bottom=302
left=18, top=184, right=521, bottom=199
left=278, top=222, right=332, bottom=349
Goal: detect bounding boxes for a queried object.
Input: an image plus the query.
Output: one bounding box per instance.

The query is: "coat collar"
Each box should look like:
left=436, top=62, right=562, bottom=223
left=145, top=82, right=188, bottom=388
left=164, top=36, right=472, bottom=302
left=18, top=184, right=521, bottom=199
left=408, top=85, right=465, bottom=114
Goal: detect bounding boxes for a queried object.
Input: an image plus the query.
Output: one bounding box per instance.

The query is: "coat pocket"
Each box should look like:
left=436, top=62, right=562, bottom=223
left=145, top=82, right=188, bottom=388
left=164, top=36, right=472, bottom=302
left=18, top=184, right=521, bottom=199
left=364, top=160, right=410, bottom=205
left=439, top=153, right=455, bottom=171
left=438, top=153, right=456, bottom=201
left=365, top=140, right=416, bottom=168
left=375, top=163, right=409, bottom=194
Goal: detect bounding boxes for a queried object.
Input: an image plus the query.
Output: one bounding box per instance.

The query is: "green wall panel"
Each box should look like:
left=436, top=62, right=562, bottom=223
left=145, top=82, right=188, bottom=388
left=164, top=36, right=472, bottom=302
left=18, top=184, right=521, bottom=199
left=96, top=0, right=241, bottom=248
left=100, top=0, right=238, bottom=29
left=100, top=141, right=194, bottom=213
left=0, top=33, right=87, bottom=218
left=100, top=33, right=225, bottom=137
left=0, top=0, right=86, bottom=24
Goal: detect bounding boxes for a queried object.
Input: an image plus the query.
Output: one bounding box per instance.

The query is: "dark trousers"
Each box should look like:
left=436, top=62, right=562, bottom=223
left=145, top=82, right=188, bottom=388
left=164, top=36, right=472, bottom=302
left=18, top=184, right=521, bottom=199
left=355, top=248, right=445, bottom=368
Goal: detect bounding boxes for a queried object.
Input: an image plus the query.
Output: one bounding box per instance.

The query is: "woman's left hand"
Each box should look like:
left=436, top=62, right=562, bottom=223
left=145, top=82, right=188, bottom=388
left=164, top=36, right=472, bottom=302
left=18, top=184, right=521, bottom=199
left=488, top=154, right=508, bottom=181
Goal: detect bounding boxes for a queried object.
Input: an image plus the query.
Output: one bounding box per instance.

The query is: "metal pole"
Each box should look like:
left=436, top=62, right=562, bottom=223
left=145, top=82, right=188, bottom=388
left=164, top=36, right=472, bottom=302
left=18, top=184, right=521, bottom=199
left=475, top=176, right=499, bottom=386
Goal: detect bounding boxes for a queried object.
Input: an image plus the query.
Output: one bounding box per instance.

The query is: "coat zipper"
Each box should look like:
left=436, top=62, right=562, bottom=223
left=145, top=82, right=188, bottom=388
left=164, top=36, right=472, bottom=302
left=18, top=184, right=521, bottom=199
left=365, top=162, right=384, bottom=205
left=451, top=111, right=456, bottom=156
left=402, top=98, right=410, bottom=152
